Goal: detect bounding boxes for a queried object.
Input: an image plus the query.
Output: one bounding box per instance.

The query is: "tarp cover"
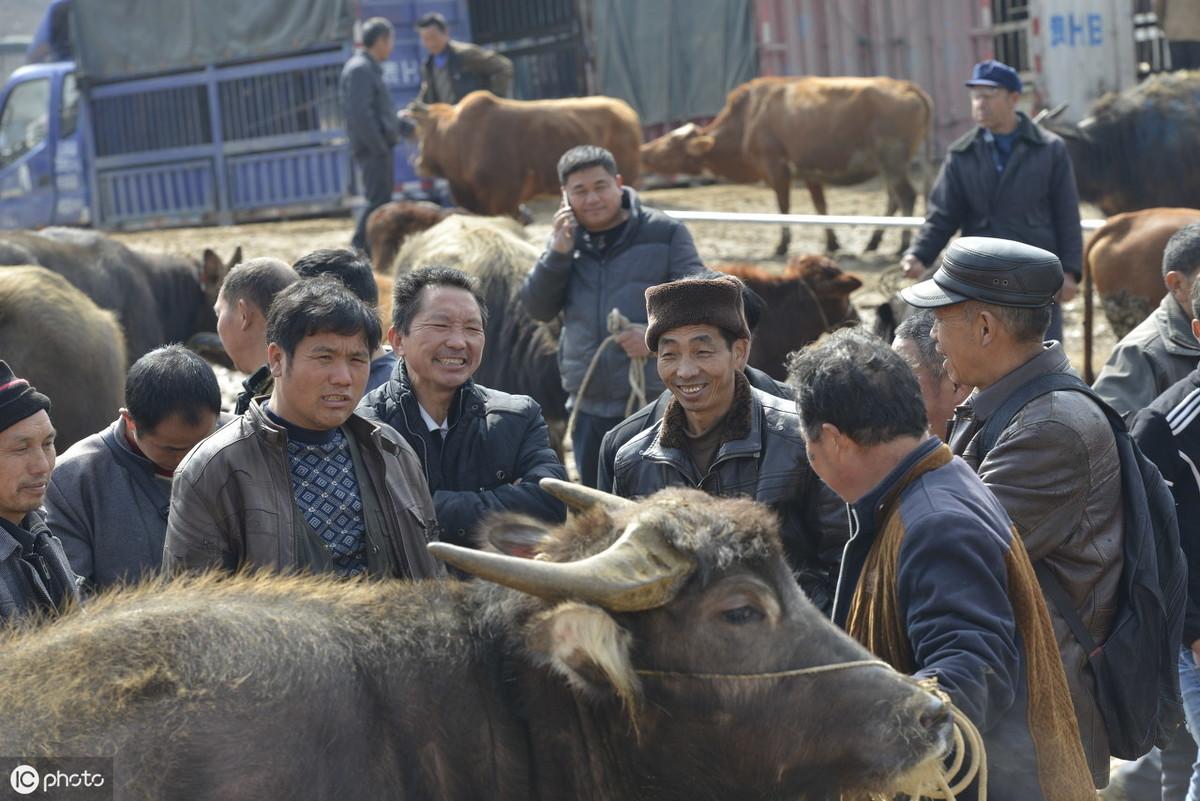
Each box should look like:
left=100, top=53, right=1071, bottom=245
left=69, top=0, right=354, bottom=82
left=593, top=0, right=756, bottom=126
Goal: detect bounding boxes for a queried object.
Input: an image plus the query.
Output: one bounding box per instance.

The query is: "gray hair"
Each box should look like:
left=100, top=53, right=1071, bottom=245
left=893, top=309, right=944, bottom=380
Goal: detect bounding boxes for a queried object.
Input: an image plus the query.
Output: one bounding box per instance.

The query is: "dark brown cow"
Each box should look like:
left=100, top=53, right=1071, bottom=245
left=408, top=91, right=642, bottom=217
left=640, top=76, right=932, bottom=256
left=0, top=267, right=126, bottom=449
left=365, top=200, right=456, bottom=274
left=0, top=483, right=951, bottom=801
left=718, top=256, right=863, bottom=379
left=1082, top=207, right=1200, bottom=381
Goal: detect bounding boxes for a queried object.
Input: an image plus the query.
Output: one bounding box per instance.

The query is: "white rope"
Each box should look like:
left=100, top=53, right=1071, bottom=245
left=564, top=308, right=647, bottom=458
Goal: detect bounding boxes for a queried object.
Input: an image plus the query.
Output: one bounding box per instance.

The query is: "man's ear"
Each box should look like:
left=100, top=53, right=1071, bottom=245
left=387, top=325, right=404, bottom=356
left=1192, top=317, right=1200, bottom=343
left=236, top=298, right=255, bottom=331
left=526, top=602, right=640, bottom=711
left=266, top=342, right=284, bottom=377
left=732, top=337, right=750, bottom=370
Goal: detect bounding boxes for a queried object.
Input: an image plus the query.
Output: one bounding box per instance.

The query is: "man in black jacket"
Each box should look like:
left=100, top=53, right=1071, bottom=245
left=901, top=59, right=1082, bottom=344
left=0, top=361, right=78, bottom=622
left=341, top=17, right=402, bottom=254
left=415, top=12, right=513, bottom=104
left=359, top=266, right=566, bottom=546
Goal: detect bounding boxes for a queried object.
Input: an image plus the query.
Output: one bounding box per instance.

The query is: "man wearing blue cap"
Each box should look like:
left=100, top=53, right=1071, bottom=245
left=901, top=59, right=1082, bottom=345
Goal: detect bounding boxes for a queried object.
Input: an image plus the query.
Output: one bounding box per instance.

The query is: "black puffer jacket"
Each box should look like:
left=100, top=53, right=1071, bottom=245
left=358, top=362, right=567, bottom=545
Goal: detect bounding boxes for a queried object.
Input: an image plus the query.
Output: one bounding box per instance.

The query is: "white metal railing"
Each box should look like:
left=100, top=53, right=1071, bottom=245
left=662, top=210, right=1107, bottom=231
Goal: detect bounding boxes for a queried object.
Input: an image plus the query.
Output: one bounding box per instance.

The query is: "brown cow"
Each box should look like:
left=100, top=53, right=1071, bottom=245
left=407, top=91, right=642, bottom=217
left=365, top=200, right=456, bottom=274
left=1083, top=207, right=1200, bottom=381
left=717, top=256, right=863, bottom=379
left=640, top=76, right=932, bottom=257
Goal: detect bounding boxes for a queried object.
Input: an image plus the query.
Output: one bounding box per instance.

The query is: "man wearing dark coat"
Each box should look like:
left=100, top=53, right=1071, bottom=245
left=415, top=12, right=513, bottom=104
left=0, top=361, right=78, bottom=622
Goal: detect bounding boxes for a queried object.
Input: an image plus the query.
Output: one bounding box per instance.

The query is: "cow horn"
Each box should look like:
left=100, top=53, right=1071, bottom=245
left=427, top=518, right=695, bottom=612
left=539, top=477, right=634, bottom=514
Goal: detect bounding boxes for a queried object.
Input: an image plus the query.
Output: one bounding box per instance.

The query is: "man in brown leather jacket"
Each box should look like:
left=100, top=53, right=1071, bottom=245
left=902, top=236, right=1124, bottom=788
left=163, top=277, right=443, bottom=580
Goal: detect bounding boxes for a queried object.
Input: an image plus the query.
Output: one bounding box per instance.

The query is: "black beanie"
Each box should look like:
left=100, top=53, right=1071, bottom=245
left=0, top=361, right=51, bottom=433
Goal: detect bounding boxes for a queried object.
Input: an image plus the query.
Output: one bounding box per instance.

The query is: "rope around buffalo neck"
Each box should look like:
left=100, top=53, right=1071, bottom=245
left=564, top=308, right=647, bottom=454
left=634, top=661, right=985, bottom=801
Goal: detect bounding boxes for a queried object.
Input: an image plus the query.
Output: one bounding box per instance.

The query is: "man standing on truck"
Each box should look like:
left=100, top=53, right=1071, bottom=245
left=340, top=17, right=402, bottom=255
left=414, top=12, right=513, bottom=104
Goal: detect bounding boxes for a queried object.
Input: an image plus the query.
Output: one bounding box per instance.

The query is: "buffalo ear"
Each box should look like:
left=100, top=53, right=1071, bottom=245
left=526, top=602, right=640, bottom=709
left=683, top=135, right=716, bottom=157
left=483, top=517, right=550, bottom=558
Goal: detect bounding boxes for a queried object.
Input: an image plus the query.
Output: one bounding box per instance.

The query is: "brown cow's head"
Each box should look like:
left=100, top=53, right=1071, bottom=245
left=640, top=123, right=715, bottom=176
left=405, top=100, right=456, bottom=179
left=434, top=481, right=951, bottom=799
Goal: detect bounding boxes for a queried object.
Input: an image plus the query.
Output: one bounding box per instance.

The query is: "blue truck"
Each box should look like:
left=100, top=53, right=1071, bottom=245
left=0, top=0, right=468, bottom=231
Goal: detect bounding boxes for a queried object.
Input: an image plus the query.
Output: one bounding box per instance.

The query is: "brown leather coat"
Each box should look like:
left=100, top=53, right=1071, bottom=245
left=163, top=400, right=444, bottom=580
left=948, top=343, right=1123, bottom=787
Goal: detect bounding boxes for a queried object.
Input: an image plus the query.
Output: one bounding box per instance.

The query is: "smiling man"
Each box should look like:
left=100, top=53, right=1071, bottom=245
left=0, top=361, right=78, bottom=622
left=521, top=144, right=703, bottom=487
left=359, top=266, right=565, bottom=547
left=163, top=277, right=443, bottom=580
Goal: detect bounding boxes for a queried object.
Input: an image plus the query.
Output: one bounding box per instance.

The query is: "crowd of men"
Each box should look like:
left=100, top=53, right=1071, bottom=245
left=2, top=51, right=1200, bottom=801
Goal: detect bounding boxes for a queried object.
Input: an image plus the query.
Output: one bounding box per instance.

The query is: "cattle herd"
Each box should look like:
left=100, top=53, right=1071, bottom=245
left=0, top=69, right=1198, bottom=799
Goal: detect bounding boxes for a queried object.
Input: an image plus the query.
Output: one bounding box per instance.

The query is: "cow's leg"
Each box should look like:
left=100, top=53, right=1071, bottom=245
left=805, top=181, right=839, bottom=252
left=769, top=167, right=792, bottom=257
left=892, top=175, right=918, bottom=255
left=864, top=190, right=897, bottom=253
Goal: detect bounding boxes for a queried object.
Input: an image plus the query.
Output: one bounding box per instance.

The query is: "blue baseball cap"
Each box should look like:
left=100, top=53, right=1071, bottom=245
left=965, top=60, right=1021, bottom=94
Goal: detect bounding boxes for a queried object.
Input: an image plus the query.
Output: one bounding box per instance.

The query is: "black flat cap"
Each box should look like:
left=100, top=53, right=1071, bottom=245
left=901, top=237, right=1063, bottom=309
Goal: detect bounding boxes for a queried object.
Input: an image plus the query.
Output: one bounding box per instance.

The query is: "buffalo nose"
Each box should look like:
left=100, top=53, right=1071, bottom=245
left=919, top=695, right=951, bottom=734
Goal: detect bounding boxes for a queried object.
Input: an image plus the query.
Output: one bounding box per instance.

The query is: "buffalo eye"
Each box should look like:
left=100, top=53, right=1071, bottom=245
left=721, top=605, right=765, bottom=625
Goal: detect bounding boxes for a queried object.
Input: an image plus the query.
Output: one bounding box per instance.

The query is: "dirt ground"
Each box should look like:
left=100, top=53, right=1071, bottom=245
left=112, top=178, right=1115, bottom=388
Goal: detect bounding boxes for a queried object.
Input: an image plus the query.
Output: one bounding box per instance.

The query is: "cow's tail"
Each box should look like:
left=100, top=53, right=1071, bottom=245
left=1083, top=235, right=1097, bottom=382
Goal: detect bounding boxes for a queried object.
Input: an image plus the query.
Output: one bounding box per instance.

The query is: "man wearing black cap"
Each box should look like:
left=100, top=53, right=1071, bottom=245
left=0, top=361, right=79, bottom=622
left=901, top=236, right=1123, bottom=787
left=608, top=276, right=837, bottom=610
left=901, top=59, right=1082, bottom=344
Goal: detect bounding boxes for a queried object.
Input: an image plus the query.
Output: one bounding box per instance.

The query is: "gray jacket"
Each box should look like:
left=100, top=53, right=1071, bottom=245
left=44, top=417, right=171, bottom=591
left=520, top=188, right=703, bottom=417
left=1092, top=294, right=1200, bottom=420
left=340, top=50, right=400, bottom=159
left=0, top=510, right=79, bottom=622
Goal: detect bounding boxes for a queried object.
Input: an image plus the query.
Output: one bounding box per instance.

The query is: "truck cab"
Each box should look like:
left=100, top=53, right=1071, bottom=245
left=0, top=61, right=88, bottom=229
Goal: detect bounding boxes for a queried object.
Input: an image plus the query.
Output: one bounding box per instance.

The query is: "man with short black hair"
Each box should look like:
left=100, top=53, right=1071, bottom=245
left=164, top=278, right=442, bottom=579
left=414, top=11, right=512, bottom=105
left=341, top=16, right=403, bottom=253
left=0, top=361, right=78, bottom=621
left=892, top=309, right=971, bottom=439
left=1093, top=223, right=1200, bottom=419
left=293, top=248, right=396, bottom=392
left=215, top=257, right=298, bottom=413
left=902, top=235, right=1124, bottom=785
left=788, top=328, right=1092, bottom=801
left=522, top=144, right=703, bottom=487
left=359, top=266, right=565, bottom=546
left=45, top=345, right=221, bottom=590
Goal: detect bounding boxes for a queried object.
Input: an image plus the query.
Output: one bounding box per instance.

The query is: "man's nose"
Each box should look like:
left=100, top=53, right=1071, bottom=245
left=676, top=358, right=699, bottom=379
left=445, top=327, right=467, bottom=348
left=329, top=361, right=353, bottom=386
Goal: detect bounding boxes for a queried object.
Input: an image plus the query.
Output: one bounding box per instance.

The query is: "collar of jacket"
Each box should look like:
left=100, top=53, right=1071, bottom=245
left=964, top=341, right=1072, bottom=422
left=391, top=360, right=486, bottom=429
left=646, top=371, right=756, bottom=464
left=0, top=509, right=49, bottom=561
left=245, top=398, right=403, bottom=456
left=1156, top=294, right=1200, bottom=356
left=575, top=187, right=642, bottom=257
left=951, top=111, right=1046, bottom=154
left=424, top=40, right=466, bottom=70
left=851, top=437, right=949, bottom=535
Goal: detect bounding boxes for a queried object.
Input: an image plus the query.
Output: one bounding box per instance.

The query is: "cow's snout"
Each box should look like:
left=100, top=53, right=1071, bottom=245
left=918, top=694, right=951, bottom=736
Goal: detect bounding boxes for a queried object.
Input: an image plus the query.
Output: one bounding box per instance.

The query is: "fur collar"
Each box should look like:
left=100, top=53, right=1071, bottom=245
left=659, top=371, right=752, bottom=451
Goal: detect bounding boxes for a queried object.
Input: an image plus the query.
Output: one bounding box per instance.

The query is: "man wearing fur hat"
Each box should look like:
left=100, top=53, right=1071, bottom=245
left=0, top=361, right=79, bottom=621
left=609, top=276, right=833, bottom=608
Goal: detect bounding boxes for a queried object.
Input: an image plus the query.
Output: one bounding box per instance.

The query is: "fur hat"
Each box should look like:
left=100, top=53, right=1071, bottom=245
left=645, top=276, right=751, bottom=352
left=0, top=361, right=50, bottom=433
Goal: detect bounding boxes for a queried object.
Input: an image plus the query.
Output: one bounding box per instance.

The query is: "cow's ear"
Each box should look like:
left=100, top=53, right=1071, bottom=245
left=482, top=517, right=550, bottom=558
left=684, top=135, right=716, bottom=157
left=834, top=273, right=863, bottom=293
left=527, top=602, right=640, bottom=709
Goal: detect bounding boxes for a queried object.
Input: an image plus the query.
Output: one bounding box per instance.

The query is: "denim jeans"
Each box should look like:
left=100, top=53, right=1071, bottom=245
left=1181, top=645, right=1200, bottom=801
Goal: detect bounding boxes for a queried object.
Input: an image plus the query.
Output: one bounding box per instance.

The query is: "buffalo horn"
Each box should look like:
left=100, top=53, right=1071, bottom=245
left=539, top=477, right=635, bottom=515
left=427, top=519, right=694, bottom=612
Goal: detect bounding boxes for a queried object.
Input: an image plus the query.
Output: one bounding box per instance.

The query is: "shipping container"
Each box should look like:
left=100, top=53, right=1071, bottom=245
left=466, top=0, right=590, bottom=99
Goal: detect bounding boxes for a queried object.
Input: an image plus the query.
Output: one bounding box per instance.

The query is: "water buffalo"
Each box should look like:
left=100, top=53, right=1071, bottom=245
left=0, top=229, right=240, bottom=363
left=407, top=91, right=643, bottom=217
left=392, top=214, right=568, bottom=427
left=0, top=482, right=951, bottom=800
left=640, top=76, right=932, bottom=256
left=0, top=266, right=126, bottom=449
left=365, top=200, right=456, bottom=274
left=1043, top=71, right=1200, bottom=215
left=1082, top=207, right=1200, bottom=380
left=718, top=256, right=863, bottom=379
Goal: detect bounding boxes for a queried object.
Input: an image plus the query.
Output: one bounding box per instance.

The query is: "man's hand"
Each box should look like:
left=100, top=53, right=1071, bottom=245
left=901, top=254, right=927, bottom=281
left=615, top=326, right=650, bottom=359
left=550, top=202, right=578, bottom=255
left=1057, top=272, right=1079, bottom=303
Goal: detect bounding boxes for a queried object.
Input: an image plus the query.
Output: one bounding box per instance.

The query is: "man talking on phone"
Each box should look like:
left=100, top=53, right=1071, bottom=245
left=521, top=145, right=703, bottom=487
